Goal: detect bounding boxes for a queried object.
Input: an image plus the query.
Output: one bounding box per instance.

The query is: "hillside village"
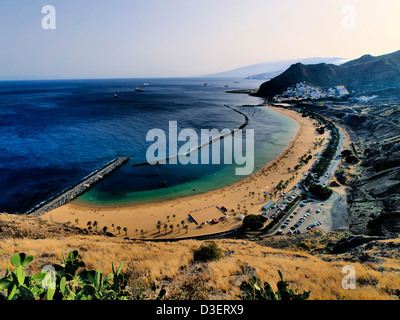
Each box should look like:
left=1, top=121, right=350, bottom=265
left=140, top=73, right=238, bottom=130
left=273, top=82, right=350, bottom=102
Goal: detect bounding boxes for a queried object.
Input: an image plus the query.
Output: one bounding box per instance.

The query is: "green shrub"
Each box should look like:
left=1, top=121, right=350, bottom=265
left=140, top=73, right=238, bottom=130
left=242, top=214, right=263, bottom=231
left=308, top=183, right=333, bottom=200
left=192, top=242, right=224, bottom=262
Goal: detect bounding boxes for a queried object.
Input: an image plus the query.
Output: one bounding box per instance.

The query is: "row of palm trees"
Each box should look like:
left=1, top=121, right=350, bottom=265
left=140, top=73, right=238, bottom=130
left=71, top=217, right=189, bottom=238
left=156, top=220, right=188, bottom=235
left=73, top=219, right=129, bottom=236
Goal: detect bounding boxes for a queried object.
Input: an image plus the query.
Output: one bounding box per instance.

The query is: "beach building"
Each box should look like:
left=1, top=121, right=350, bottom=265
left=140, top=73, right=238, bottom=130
left=262, top=201, right=275, bottom=211
left=189, top=205, right=229, bottom=227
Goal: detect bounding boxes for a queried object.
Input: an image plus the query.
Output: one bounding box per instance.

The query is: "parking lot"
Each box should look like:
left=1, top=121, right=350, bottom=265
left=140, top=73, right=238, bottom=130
left=274, top=196, right=333, bottom=235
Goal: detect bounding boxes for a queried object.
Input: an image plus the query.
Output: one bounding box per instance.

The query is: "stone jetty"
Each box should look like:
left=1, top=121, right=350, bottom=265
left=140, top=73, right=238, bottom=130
left=26, top=157, right=130, bottom=217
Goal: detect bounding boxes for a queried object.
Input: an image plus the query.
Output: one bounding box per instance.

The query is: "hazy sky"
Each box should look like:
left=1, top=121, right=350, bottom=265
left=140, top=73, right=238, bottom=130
left=0, top=0, right=399, bottom=80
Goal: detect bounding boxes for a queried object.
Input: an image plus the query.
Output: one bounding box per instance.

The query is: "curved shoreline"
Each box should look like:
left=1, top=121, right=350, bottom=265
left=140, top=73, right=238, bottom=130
left=41, top=106, right=328, bottom=240
left=75, top=106, right=293, bottom=210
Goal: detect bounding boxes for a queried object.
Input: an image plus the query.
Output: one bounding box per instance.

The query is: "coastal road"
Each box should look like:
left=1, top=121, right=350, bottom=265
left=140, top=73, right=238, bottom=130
left=319, top=126, right=346, bottom=186
left=266, top=123, right=347, bottom=236
left=261, top=187, right=302, bottom=235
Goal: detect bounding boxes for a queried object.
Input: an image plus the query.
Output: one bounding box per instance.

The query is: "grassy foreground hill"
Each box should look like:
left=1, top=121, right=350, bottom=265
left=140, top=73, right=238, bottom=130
left=1, top=213, right=399, bottom=300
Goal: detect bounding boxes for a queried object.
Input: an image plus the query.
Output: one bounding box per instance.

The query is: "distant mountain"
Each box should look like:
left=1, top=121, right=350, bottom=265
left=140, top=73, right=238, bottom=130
left=254, top=50, right=400, bottom=99
left=207, top=57, right=346, bottom=79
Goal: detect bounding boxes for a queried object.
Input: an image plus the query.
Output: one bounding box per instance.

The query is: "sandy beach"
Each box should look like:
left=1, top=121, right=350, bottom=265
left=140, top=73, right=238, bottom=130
left=41, top=106, right=329, bottom=239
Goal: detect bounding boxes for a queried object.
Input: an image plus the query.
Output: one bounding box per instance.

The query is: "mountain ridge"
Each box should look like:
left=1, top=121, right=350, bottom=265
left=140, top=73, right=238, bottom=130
left=254, top=50, right=400, bottom=99
left=207, top=57, right=346, bottom=79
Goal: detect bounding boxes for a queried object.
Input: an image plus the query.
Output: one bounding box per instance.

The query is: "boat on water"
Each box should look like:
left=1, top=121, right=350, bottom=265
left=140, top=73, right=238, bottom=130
left=114, top=94, right=118, bottom=98
left=143, top=83, right=149, bottom=86
left=204, top=83, right=209, bottom=86
left=135, top=88, right=143, bottom=92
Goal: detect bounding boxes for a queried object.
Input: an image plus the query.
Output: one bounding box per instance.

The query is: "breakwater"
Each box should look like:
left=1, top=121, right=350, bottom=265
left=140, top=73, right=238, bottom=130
left=132, top=105, right=249, bottom=167
left=25, top=157, right=130, bottom=217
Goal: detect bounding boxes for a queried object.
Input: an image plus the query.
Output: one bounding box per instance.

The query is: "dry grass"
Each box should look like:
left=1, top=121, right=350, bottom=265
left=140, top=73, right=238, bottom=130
left=1, top=236, right=399, bottom=300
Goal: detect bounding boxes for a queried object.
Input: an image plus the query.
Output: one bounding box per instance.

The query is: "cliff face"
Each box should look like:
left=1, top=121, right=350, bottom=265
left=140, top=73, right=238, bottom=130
left=255, top=50, right=400, bottom=99
left=345, top=104, right=400, bottom=236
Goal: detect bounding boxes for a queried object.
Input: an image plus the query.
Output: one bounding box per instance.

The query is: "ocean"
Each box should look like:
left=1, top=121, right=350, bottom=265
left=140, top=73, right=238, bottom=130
left=0, top=78, right=298, bottom=214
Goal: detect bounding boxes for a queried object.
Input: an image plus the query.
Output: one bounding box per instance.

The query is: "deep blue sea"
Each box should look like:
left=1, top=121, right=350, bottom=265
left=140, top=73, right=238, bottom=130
left=0, top=78, right=298, bottom=214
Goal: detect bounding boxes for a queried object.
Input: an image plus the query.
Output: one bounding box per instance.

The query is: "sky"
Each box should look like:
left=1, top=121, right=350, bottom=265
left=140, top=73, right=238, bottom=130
left=0, top=0, right=399, bottom=80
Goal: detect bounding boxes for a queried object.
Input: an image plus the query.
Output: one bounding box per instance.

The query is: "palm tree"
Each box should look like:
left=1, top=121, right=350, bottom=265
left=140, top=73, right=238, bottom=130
left=169, top=224, right=174, bottom=233
left=103, top=226, right=108, bottom=233
left=181, top=220, right=185, bottom=228
left=116, top=226, right=121, bottom=234
left=93, top=221, right=98, bottom=231
left=140, top=229, right=144, bottom=238
left=123, top=227, right=128, bottom=235
left=156, top=224, right=161, bottom=233
left=111, top=223, right=115, bottom=231
left=177, top=224, right=181, bottom=233
left=164, top=224, right=168, bottom=235
left=75, top=218, right=79, bottom=225
left=87, top=221, right=92, bottom=228
left=184, top=225, right=188, bottom=234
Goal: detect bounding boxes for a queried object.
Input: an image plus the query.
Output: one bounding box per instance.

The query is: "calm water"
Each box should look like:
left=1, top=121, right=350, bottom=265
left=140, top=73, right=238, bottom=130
left=0, top=78, right=298, bottom=213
